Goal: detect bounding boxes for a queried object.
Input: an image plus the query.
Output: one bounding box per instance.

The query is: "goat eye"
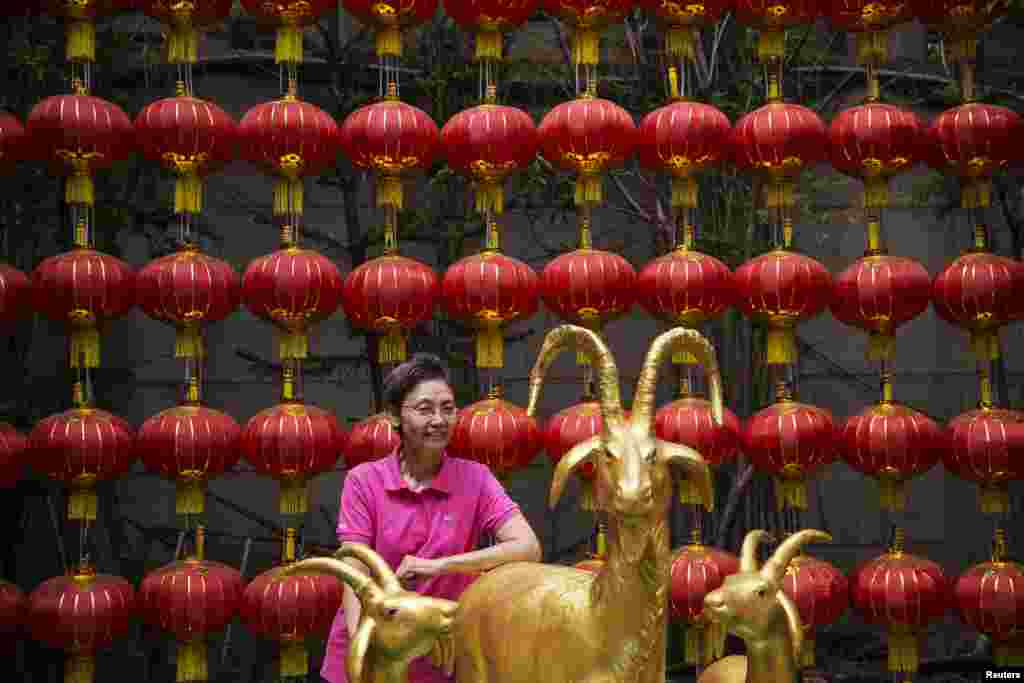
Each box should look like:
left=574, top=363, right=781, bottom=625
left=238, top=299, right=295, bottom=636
left=756, top=588, right=767, bottom=598
left=386, top=607, right=400, bottom=617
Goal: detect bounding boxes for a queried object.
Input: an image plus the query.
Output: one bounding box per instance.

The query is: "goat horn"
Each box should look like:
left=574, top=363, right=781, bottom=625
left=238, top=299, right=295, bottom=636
left=631, top=327, right=723, bottom=428
left=527, top=325, right=624, bottom=426
left=778, top=590, right=804, bottom=664
left=349, top=617, right=376, bottom=683
left=660, top=442, right=715, bottom=511
left=336, top=542, right=401, bottom=592
left=277, top=557, right=376, bottom=597
left=549, top=434, right=602, bottom=509
left=739, top=529, right=772, bottom=572
left=761, top=529, right=832, bottom=583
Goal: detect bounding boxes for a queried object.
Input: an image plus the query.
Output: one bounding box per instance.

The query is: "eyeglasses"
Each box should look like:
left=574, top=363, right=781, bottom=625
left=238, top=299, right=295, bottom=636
left=403, top=402, right=458, bottom=420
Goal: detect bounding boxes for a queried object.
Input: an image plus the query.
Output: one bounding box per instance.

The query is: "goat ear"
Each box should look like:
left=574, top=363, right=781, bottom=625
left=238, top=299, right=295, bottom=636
left=549, top=435, right=601, bottom=509
left=777, top=590, right=804, bottom=665
left=348, top=617, right=376, bottom=683
left=659, top=441, right=715, bottom=512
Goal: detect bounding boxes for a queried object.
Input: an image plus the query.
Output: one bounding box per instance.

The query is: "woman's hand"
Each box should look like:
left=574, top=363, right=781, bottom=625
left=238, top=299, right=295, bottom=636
left=395, top=555, right=446, bottom=587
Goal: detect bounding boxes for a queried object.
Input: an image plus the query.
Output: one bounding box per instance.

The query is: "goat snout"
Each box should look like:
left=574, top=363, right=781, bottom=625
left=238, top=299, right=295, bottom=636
left=703, top=591, right=725, bottom=612
left=613, top=483, right=654, bottom=515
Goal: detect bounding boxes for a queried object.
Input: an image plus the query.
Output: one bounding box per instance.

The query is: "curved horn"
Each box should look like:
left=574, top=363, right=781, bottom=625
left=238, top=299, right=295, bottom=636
left=549, top=434, right=602, bottom=509
left=740, top=529, right=772, bottom=572
left=336, top=542, right=401, bottom=593
left=661, top=443, right=715, bottom=511
left=761, top=529, right=832, bottom=583
left=348, top=617, right=376, bottom=683
left=527, top=325, right=624, bottom=425
left=631, top=327, right=723, bottom=428
left=279, top=557, right=376, bottom=596
left=777, top=590, right=804, bottom=664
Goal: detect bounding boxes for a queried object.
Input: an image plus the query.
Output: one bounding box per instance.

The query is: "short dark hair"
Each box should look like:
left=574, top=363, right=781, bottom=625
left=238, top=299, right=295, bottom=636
left=382, top=353, right=451, bottom=413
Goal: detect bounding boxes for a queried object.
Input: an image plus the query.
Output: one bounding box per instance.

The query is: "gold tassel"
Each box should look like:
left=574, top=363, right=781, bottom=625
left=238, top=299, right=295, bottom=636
left=168, top=26, right=199, bottom=64
left=980, top=484, right=1009, bottom=514
left=855, top=30, right=889, bottom=66
left=378, top=328, right=407, bottom=363
left=678, top=477, right=704, bottom=505
left=574, top=174, right=603, bottom=206
left=579, top=480, right=595, bottom=512
left=685, top=625, right=703, bottom=665
left=66, top=172, right=95, bottom=207
left=475, top=181, right=505, bottom=215
left=572, top=28, right=600, bottom=65
left=377, top=175, right=404, bottom=209
left=174, top=174, right=204, bottom=215
left=757, top=30, right=786, bottom=62
left=70, top=326, right=101, bottom=368
left=800, top=637, right=816, bottom=668
left=177, top=639, right=207, bottom=682
left=279, top=640, right=309, bottom=678
left=962, top=179, right=991, bottom=209
left=175, top=323, right=205, bottom=359
left=665, top=26, right=696, bottom=60
left=887, top=627, right=919, bottom=673
left=774, top=477, right=807, bottom=510
left=475, top=29, right=503, bottom=61
left=278, top=331, right=309, bottom=360
left=273, top=178, right=304, bottom=217
left=764, top=180, right=795, bottom=209
left=878, top=477, right=906, bottom=512
left=67, top=20, right=96, bottom=63
left=994, top=638, right=1024, bottom=667
left=476, top=326, right=504, bottom=368
left=175, top=477, right=206, bottom=516
left=866, top=331, right=895, bottom=361
left=65, top=654, right=94, bottom=683
left=276, top=25, right=305, bottom=64
left=68, top=487, right=98, bottom=522
left=376, top=26, right=403, bottom=57
left=279, top=475, right=309, bottom=515
left=765, top=325, right=797, bottom=365
left=969, top=329, right=1000, bottom=361
left=947, top=36, right=977, bottom=63
left=673, top=349, right=699, bottom=364
left=864, top=177, right=890, bottom=209
left=670, top=176, right=698, bottom=209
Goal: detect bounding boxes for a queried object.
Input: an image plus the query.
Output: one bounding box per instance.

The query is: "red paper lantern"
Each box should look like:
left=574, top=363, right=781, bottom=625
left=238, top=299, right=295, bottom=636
left=541, top=248, right=637, bottom=336
left=344, top=413, right=400, bottom=469
left=637, top=100, right=731, bottom=207
left=135, top=94, right=237, bottom=214
left=0, top=262, right=31, bottom=329
left=240, top=397, right=344, bottom=515
left=141, top=0, right=233, bottom=63
left=955, top=534, right=1024, bottom=666
left=655, top=394, right=740, bottom=502
left=944, top=406, right=1024, bottom=513
left=734, top=249, right=832, bottom=365
left=241, top=563, right=344, bottom=678
left=731, top=102, right=827, bottom=179
left=543, top=403, right=631, bottom=511
left=26, top=91, right=134, bottom=207
left=732, top=0, right=820, bottom=61
left=742, top=391, right=836, bottom=510
left=441, top=249, right=539, bottom=368
left=440, top=102, right=538, bottom=215
left=831, top=254, right=931, bottom=360
left=443, top=0, right=540, bottom=60
left=540, top=0, right=634, bottom=64
left=341, top=0, right=439, bottom=56
left=32, top=249, right=135, bottom=368
left=339, top=96, right=439, bottom=209
left=538, top=95, right=636, bottom=205
left=448, top=390, right=542, bottom=479
left=910, top=0, right=1010, bottom=49
left=240, top=0, right=336, bottom=63
left=0, top=112, right=26, bottom=170
left=0, top=579, right=24, bottom=656
left=781, top=553, right=849, bottom=667
left=850, top=534, right=949, bottom=673
left=0, top=422, right=28, bottom=489
left=139, top=557, right=244, bottom=682
left=635, top=0, right=730, bottom=58
left=342, top=254, right=439, bottom=363
left=28, top=563, right=134, bottom=683
left=137, top=395, right=242, bottom=515
left=637, top=248, right=734, bottom=328
left=242, top=247, right=344, bottom=360
left=30, top=393, right=135, bottom=521
left=669, top=539, right=739, bottom=665
left=137, top=247, right=240, bottom=358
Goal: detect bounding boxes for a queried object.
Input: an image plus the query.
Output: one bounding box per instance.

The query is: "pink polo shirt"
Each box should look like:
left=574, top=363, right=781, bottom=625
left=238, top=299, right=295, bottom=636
left=321, top=451, right=520, bottom=683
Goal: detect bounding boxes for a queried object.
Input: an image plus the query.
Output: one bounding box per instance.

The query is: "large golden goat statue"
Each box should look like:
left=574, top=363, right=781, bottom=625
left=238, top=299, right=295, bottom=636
left=451, top=324, right=722, bottom=683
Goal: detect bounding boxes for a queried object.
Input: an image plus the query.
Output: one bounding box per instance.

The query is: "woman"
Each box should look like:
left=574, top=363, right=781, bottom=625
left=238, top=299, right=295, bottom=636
left=322, top=353, right=542, bottom=683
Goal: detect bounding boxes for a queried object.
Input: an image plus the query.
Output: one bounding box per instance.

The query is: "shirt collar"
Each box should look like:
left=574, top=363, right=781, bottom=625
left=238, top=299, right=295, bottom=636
left=383, top=449, right=453, bottom=495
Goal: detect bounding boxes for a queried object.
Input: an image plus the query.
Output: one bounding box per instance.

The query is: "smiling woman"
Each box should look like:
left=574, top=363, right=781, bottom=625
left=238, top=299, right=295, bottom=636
left=322, top=353, right=542, bottom=683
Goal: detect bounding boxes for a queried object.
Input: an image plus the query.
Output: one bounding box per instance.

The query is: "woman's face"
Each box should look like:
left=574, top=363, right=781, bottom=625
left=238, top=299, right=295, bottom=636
left=399, top=378, right=457, bottom=457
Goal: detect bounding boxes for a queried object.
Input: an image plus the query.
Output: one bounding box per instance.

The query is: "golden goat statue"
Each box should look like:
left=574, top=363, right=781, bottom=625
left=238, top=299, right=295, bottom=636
left=451, top=324, right=722, bottom=683
left=699, top=529, right=832, bottom=683
left=278, top=543, right=457, bottom=683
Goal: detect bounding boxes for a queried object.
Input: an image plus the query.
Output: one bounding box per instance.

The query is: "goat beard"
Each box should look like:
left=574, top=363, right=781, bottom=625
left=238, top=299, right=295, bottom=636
left=616, top=518, right=667, bottom=584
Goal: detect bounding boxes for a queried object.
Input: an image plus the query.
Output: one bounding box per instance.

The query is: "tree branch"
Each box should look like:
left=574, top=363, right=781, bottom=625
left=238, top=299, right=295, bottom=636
left=714, top=462, right=756, bottom=548
left=794, top=64, right=1024, bottom=103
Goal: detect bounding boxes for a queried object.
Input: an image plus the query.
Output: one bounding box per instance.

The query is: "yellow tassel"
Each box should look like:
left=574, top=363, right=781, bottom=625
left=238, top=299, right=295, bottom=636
left=175, top=324, right=205, bottom=359
left=665, top=26, right=696, bottom=60
left=678, top=477, right=704, bottom=505
left=685, top=625, right=703, bottom=665
left=764, top=180, right=795, bottom=209
left=800, top=637, right=816, bottom=668
left=878, top=477, right=906, bottom=512
left=962, top=179, right=991, bottom=209
left=980, top=484, right=1009, bottom=514
left=68, top=487, right=98, bottom=522
left=65, top=654, right=94, bottom=683
left=866, top=331, right=895, bottom=361
left=70, top=327, right=101, bottom=368
left=994, top=638, right=1024, bottom=667
left=863, top=177, right=890, bottom=209
left=168, top=26, right=199, bottom=64
left=774, top=477, right=808, bottom=510
left=175, top=477, right=206, bottom=516
left=476, top=326, right=504, bottom=368
left=855, top=30, right=889, bottom=66
left=66, top=173, right=95, bottom=207
left=174, top=174, right=204, bottom=215
left=572, top=28, right=600, bottom=65
left=67, top=20, right=96, bottom=63
left=378, top=329, right=407, bottom=363
left=279, top=640, right=309, bottom=678
left=280, top=475, right=309, bottom=516
left=273, top=178, right=304, bottom=217
left=278, top=331, right=309, bottom=360
left=276, top=26, right=304, bottom=64
left=670, top=176, right=698, bottom=209
left=475, top=181, right=505, bottom=215
left=579, top=480, right=595, bottom=512
left=765, top=325, right=797, bottom=365
left=757, top=29, right=786, bottom=62
left=475, top=30, right=503, bottom=61
left=887, top=627, right=919, bottom=673
left=177, top=639, right=207, bottom=682
left=376, top=26, right=403, bottom=57
left=377, top=175, right=404, bottom=209
left=969, top=329, right=1000, bottom=361
left=673, top=349, right=699, bottom=364
left=574, top=175, right=603, bottom=206
left=948, top=36, right=977, bottom=63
